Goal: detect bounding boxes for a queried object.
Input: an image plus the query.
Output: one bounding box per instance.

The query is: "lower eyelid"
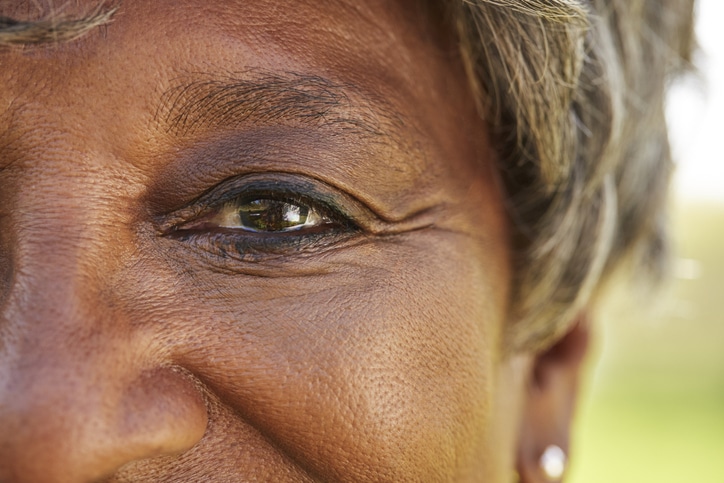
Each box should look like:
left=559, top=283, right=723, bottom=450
left=167, top=227, right=359, bottom=262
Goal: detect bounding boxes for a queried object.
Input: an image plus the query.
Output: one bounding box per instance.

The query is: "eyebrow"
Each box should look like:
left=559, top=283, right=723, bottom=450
left=159, top=70, right=402, bottom=140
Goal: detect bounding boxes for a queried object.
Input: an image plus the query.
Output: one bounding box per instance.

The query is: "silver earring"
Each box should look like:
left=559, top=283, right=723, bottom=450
left=539, top=444, right=566, bottom=481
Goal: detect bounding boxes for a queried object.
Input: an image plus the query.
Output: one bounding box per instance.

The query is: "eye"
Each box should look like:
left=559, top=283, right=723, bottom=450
left=203, top=197, right=332, bottom=233
left=161, top=174, right=365, bottom=260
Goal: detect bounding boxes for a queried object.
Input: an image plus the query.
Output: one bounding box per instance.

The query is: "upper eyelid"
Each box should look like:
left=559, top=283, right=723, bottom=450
left=157, top=173, right=369, bottom=234
left=156, top=172, right=439, bottom=237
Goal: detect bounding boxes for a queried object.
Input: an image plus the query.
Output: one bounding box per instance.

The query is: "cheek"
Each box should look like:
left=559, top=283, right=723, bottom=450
left=128, top=226, right=508, bottom=481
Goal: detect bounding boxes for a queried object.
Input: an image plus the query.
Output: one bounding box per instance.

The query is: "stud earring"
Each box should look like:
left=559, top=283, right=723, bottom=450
left=539, top=444, right=566, bottom=481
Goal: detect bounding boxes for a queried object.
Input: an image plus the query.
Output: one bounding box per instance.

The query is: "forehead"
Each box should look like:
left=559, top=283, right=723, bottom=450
left=0, top=0, right=453, bottom=141
left=2, top=2, right=466, bottom=171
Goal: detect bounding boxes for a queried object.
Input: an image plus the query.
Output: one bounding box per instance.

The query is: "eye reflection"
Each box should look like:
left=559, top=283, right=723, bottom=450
left=210, top=198, right=329, bottom=233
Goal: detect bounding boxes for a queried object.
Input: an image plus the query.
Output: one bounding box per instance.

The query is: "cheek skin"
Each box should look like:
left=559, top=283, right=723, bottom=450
left=105, top=155, right=512, bottom=481
left=111, top=228, right=510, bottom=481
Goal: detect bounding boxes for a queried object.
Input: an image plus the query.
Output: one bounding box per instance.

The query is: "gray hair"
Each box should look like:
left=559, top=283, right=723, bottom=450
left=452, top=0, right=695, bottom=351
left=0, top=5, right=115, bottom=45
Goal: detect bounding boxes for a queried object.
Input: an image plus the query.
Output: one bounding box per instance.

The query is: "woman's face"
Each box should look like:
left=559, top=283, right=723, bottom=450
left=0, top=1, right=533, bottom=481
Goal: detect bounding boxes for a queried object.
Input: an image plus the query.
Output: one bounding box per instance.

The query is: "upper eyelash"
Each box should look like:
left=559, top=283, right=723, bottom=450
left=158, top=174, right=356, bottom=233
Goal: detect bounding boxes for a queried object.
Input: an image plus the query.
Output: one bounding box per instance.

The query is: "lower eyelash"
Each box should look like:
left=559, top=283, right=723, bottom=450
left=168, top=225, right=357, bottom=261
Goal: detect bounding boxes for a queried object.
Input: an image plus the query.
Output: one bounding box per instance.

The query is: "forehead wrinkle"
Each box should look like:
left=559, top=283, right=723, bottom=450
left=158, top=69, right=405, bottom=141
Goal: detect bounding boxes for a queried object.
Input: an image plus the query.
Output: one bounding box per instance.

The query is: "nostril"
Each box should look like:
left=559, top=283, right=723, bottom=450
left=0, top=365, right=208, bottom=483
left=117, top=366, right=209, bottom=459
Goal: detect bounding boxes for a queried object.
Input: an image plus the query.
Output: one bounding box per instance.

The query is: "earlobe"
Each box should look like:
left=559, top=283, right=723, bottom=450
left=516, top=316, right=591, bottom=482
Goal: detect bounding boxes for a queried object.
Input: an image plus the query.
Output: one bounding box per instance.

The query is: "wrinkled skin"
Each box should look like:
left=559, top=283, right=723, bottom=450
left=0, top=1, right=586, bottom=482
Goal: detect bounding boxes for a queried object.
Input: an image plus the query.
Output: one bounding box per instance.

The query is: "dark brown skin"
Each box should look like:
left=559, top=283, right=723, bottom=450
left=0, top=1, right=588, bottom=482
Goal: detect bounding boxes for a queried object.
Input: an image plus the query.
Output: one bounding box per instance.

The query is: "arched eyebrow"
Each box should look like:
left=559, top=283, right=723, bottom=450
left=158, top=71, right=403, bottom=140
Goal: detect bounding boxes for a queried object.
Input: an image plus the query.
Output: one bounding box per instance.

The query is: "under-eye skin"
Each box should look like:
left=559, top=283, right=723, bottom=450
left=162, top=173, right=362, bottom=258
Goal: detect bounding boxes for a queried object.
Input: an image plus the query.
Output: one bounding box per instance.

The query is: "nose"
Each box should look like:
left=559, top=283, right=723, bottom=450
left=0, top=250, right=208, bottom=482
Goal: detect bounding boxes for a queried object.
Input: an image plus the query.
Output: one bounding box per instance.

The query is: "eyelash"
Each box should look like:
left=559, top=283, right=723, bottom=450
left=162, top=177, right=360, bottom=259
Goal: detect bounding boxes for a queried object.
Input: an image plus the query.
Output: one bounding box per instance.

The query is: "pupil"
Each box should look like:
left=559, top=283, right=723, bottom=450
left=238, top=199, right=309, bottom=232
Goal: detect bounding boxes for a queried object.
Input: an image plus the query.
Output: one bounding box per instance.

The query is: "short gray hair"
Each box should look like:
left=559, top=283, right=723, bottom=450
left=452, top=0, right=695, bottom=351
left=0, top=4, right=115, bottom=45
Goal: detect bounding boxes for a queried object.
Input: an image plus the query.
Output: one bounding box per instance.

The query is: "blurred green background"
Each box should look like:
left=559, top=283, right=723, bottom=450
left=567, top=2, right=723, bottom=479
left=568, top=201, right=724, bottom=483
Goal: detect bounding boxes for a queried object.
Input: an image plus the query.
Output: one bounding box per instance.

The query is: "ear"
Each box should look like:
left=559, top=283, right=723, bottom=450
left=516, top=316, right=590, bottom=482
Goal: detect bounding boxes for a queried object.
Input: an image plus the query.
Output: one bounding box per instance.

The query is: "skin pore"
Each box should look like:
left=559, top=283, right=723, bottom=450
left=0, top=1, right=586, bottom=481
